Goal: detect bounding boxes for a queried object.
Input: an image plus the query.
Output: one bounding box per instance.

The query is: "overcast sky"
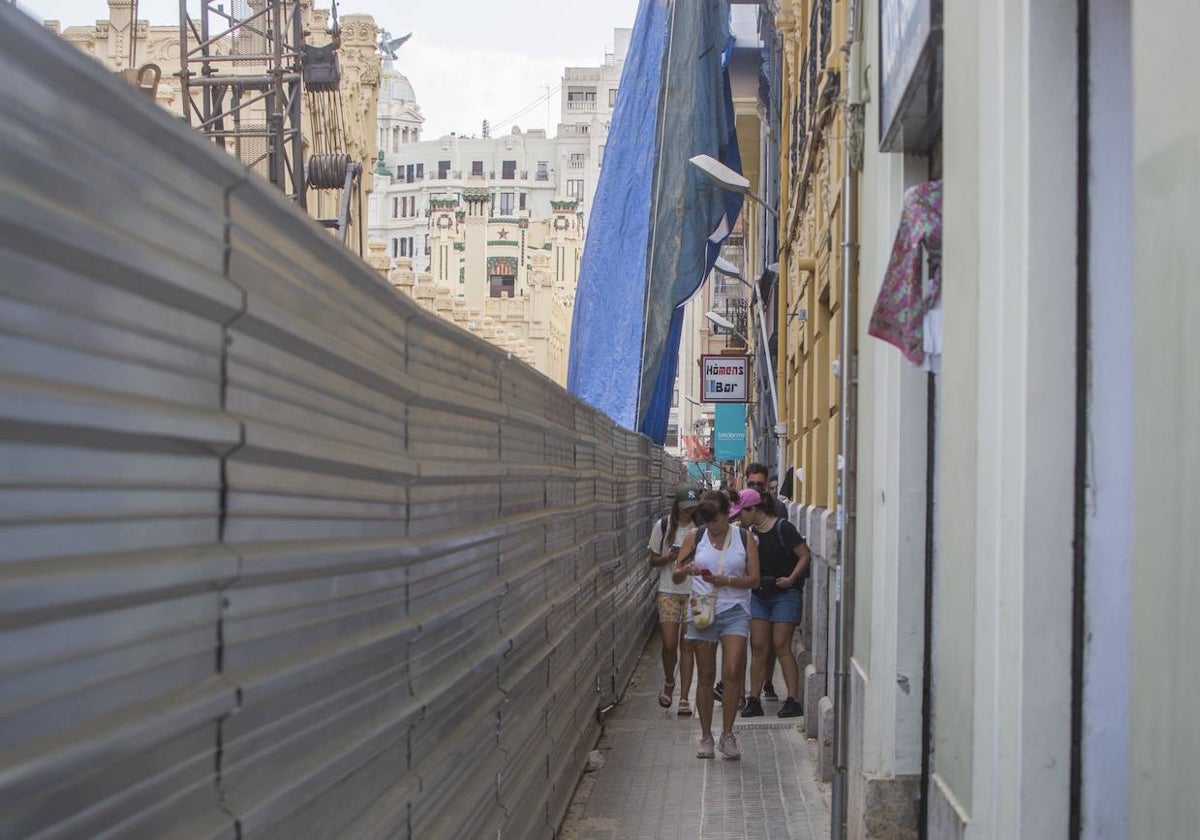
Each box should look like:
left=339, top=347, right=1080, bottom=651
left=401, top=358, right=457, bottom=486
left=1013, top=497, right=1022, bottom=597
left=24, top=0, right=641, bottom=139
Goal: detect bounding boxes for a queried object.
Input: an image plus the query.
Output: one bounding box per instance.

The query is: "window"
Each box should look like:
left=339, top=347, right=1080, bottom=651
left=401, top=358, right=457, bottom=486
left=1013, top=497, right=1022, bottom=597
left=391, top=126, right=400, bottom=152
left=415, top=163, right=424, bottom=180
left=499, top=193, right=514, bottom=215
left=424, top=234, right=430, bottom=256
left=399, top=238, right=408, bottom=257
left=392, top=197, right=399, bottom=218
left=501, top=160, right=516, bottom=180
left=438, top=160, right=451, bottom=179
left=490, top=276, right=515, bottom=298
left=569, top=152, right=585, bottom=169
left=566, top=179, right=584, bottom=200
left=391, top=238, right=399, bottom=258
left=609, top=88, right=618, bottom=107
left=518, top=193, right=526, bottom=211
left=598, top=144, right=605, bottom=168
left=665, top=423, right=679, bottom=449
left=471, top=160, right=484, bottom=176
left=536, top=161, right=549, bottom=181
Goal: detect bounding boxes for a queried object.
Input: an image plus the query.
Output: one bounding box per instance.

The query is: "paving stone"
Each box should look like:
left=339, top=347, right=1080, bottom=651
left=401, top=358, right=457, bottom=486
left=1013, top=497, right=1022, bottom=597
left=559, top=636, right=832, bottom=840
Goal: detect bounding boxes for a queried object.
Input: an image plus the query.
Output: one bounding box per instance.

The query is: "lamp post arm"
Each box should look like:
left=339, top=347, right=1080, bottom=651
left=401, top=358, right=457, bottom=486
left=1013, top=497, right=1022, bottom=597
left=747, top=190, right=779, bottom=219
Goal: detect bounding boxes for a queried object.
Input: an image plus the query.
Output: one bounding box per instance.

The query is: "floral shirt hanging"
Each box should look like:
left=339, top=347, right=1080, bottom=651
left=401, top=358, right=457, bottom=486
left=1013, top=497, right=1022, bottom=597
left=868, top=180, right=942, bottom=366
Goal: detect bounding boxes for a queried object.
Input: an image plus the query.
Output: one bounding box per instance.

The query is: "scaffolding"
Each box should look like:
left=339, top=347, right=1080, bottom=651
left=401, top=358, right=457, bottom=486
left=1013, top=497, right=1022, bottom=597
left=178, top=0, right=307, bottom=205
left=178, top=0, right=366, bottom=253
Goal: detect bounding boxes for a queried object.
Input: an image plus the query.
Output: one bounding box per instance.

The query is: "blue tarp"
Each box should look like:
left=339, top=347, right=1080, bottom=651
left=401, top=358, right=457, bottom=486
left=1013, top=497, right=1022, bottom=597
left=567, top=0, right=741, bottom=443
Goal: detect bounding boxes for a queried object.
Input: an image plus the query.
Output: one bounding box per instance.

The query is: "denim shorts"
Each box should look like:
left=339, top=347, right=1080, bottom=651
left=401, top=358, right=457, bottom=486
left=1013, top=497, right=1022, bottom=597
left=750, top=588, right=802, bottom=624
left=686, top=604, right=751, bottom=642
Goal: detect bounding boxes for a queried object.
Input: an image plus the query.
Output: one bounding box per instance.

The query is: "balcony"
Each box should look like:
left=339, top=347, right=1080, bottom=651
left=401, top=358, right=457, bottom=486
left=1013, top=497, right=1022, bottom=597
left=566, top=100, right=596, bottom=113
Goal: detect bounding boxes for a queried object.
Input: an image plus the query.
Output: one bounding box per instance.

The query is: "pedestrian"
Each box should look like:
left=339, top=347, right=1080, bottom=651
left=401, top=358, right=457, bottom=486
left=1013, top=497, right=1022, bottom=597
left=739, top=489, right=810, bottom=719
left=714, top=462, right=789, bottom=705
left=647, top=485, right=702, bottom=716
left=743, top=461, right=788, bottom=702
left=673, top=490, right=760, bottom=759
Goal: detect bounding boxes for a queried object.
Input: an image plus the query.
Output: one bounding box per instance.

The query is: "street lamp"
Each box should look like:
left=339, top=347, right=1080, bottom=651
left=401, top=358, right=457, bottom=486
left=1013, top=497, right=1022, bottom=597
left=688, top=154, right=779, bottom=219
left=704, top=309, right=748, bottom=343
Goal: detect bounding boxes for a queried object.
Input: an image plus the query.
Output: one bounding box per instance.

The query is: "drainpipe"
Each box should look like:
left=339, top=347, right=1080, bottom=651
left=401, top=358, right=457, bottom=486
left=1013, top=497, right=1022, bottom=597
left=831, top=1, right=863, bottom=837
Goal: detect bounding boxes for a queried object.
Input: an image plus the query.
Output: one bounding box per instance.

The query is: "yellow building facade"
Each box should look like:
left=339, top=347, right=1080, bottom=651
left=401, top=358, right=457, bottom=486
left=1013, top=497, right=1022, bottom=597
left=776, top=0, right=850, bottom=511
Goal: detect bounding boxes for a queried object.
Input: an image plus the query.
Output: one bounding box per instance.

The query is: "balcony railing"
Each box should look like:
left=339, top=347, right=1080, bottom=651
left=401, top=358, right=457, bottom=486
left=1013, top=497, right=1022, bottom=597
left=566, top=100, right=596, bottom=112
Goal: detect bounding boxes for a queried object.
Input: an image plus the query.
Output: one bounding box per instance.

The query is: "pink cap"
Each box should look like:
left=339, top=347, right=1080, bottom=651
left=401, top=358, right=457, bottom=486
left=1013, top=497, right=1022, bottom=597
left=730, top=488, right=762, bottom=517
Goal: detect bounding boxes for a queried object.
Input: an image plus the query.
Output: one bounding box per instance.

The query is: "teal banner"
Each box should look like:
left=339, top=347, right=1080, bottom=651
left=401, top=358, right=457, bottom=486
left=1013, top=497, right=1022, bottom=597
left=714, top=403, right=746, bottom=461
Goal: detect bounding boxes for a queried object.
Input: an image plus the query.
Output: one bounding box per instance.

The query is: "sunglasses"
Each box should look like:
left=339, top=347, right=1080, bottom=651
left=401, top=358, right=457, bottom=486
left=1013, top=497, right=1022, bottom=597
left=747, top=481, right=766, bottom=490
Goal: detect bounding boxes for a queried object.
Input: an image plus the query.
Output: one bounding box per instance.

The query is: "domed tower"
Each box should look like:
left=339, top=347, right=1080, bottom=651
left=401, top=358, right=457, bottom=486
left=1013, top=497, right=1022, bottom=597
left=376, top=33, right=424, bottom=160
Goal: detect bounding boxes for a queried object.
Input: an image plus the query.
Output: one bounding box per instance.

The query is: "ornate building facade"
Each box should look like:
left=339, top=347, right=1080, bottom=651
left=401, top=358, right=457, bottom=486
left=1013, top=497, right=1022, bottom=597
left=376, top=195, right=582, bottom=387
left=367, top=44, right=600, bottom=388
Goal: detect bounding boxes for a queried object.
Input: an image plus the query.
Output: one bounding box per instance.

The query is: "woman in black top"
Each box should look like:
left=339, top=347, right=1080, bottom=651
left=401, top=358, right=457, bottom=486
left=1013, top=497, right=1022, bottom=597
left=740, top=492, right=811, bottom=718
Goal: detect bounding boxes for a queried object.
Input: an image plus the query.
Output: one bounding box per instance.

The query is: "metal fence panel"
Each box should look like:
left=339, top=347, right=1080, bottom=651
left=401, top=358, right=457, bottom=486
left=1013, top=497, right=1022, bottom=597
left=0, top=8, right=685, bottom=839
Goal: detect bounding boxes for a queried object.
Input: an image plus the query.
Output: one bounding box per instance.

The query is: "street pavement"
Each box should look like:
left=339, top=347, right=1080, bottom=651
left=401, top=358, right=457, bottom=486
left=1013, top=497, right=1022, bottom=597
left=560, top=638, right=831, bottom=840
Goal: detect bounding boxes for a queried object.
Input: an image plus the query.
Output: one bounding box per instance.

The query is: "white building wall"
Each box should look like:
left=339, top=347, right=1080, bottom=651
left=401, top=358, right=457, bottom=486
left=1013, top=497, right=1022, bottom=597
left=558, top=28, right=628, bottom=218
left=935, top=2, right=1079, bottom=838
left=1129, top=0, right=1200, bottom=836
left=372, top=130, right=566, bottom=274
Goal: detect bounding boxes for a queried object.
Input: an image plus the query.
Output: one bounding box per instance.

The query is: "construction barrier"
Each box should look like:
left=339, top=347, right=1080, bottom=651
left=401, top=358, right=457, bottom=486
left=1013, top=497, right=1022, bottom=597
left=0, top=8, right=684, bottom=838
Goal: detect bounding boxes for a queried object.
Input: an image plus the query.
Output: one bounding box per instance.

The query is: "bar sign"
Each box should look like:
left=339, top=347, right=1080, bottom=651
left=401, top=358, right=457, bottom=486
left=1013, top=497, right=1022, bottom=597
left=700, top=354, right=749, bottom=403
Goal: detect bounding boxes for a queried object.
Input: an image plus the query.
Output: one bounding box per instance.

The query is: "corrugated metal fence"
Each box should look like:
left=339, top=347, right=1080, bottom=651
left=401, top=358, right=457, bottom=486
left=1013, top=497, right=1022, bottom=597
left=0, top=9, right=682, bottom=838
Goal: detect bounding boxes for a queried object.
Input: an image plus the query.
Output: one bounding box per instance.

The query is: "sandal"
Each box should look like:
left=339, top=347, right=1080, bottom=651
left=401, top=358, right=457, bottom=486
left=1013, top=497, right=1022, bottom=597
left=658, top=680, right=675, bottom=708
left=677, top=699, right=693, bottom=717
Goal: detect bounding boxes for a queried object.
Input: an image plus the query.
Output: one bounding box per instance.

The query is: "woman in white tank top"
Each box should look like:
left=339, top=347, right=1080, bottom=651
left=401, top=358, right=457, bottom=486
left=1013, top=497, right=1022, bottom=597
left=672, top=490, right=760, bottom=760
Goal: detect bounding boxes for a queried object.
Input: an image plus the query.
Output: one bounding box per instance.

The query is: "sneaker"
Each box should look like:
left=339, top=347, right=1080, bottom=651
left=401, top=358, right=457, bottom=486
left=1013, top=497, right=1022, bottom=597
left=713, top=680, right=724, bottom=703
left=697, top=734, right=715, bottom=759
left=718, top=732, right=741, bottom=760
left=778, top=698, right=803, bottom=718
left=763, top=681, right=779, bottom=702
left=741, top=696, right=764, bottom=717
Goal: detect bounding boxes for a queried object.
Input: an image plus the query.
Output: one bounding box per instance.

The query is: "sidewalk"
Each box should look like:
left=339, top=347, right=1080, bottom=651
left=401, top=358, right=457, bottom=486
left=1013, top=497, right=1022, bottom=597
left=560, top=636, right=831, bottom=840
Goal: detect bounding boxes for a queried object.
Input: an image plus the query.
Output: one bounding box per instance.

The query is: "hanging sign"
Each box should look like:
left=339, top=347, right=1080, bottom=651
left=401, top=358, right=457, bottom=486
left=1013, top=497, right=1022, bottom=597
left=714, top=403, right=747, bottom=461
left=700, top=354, right=749, bottom=403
